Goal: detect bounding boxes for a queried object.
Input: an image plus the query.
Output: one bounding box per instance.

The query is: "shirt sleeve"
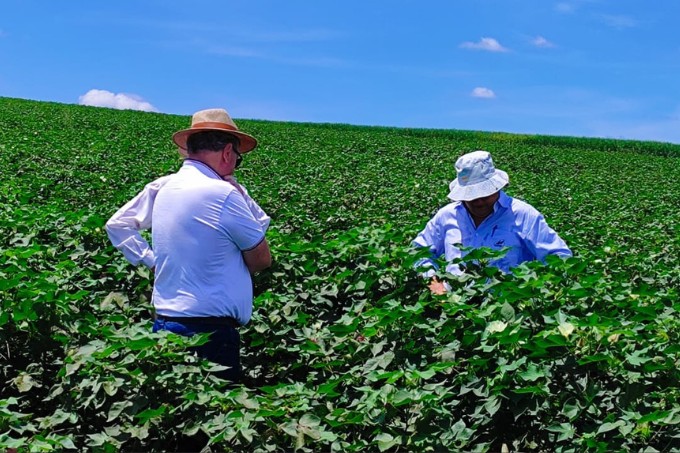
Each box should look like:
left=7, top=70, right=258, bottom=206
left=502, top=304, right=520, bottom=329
left=412, top=212, right=444, bottom=276
left=239, top=186, right=271, bottom=232
left=522, top=213, right=573, bottom=263
left=221, top=192, right=267, bottom=251
left=105, top=176, right=171, bottom=268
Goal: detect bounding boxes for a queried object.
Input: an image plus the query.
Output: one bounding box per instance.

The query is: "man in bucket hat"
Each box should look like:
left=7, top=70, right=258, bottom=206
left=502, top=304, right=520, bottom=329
left=413, top=150, right=571, bottom=294
left=106, top=108, right=271, bottom=382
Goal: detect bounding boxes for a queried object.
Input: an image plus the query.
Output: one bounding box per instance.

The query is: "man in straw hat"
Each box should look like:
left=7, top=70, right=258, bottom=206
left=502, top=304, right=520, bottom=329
left=413, top=150, right=571, bottom=294
left=106, top=108, right=271, bottom=382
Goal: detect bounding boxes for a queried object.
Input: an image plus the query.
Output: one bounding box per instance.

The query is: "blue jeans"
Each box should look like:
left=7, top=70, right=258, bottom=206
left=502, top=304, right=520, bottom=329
left=152, top=318, right=241, bottom=382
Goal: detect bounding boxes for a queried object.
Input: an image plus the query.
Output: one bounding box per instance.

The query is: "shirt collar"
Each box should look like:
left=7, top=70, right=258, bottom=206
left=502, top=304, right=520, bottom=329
left=182, top=159, right=223, bottom=181
left=497, top=190, right=511, bottom=208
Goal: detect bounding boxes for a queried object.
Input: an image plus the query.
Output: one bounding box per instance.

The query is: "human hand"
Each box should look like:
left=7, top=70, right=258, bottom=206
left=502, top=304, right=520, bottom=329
left=428, top=278, right=448, bottom=295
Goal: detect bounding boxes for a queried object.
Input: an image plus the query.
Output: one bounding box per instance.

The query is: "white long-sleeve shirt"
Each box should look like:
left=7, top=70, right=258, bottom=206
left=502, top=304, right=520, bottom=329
left=106, top=169, right=270, bottom=269
left=413, top=191, right=571, bottom=275
left=105, top=160, right=271, bottom=324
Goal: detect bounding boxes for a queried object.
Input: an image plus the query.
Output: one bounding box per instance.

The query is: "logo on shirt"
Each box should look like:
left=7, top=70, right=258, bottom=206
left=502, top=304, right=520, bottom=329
left=494, top=239, right=505, bottom=247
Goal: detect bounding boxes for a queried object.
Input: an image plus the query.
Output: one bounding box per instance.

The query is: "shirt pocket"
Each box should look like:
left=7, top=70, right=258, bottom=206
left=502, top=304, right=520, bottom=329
left=487, top=228, right=523, bottom=270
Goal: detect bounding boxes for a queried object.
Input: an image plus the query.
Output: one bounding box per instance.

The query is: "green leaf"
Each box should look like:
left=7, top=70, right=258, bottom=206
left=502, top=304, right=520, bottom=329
left=392, top=390, right=412, bottom=406
left=638, top=410, right=672, bottom=424
left=597, top=421, right=624, bottom=434
left=626, top=351, right=652, bottom=366
left=414, top=368, right=437, bottom=380
left=126, top=338, right=157, bottom=351
left=375, top=433, right=400, bottom=452
left=57, top=437, right=77, bottom=450
left=484, top=396, right=501, bottom=416
left=101, top=292, right=128, bottom=311
left=547, top=423, right=575, bottom=441
left=512, top=385, right=548, bottom=395
left=450, top=419, right=473, bottom=442
left=298, top=414, right=322, bottom=440
left=560, top=403, right=580, bottom=420
left=317, top=380, right=341, bottom=397
left=87, top=432, right=111, bottom=447
left=363, top=351, right=395, bottom=371
left=500, top=302, right=515, bottom=321
left=518, top=365, right=545, bottom=382
left=299, top=413, right=320, bottom=426
left=234, top=389, right=260, bottom=410
left=107, top=401, right=133, bottom=422
left=38, top=409, right=75, bottom=429
left=129, top=424, right=150, bottom=440
left=577, top=353, right=611, bottom=365
left=281, top=420, right=298, bottom=437
left=13, top=373, right=37, bottom=393
left=135, top=406, right=166, bottom=423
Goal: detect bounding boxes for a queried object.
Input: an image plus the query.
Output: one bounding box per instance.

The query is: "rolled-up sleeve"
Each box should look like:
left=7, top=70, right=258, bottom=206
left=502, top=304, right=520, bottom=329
left=105, top=176, right=172, bottom=268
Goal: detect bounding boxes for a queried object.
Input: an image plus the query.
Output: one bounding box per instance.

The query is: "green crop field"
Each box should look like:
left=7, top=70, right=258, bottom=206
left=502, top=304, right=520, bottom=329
left=1, top=97, right=678, bottom=452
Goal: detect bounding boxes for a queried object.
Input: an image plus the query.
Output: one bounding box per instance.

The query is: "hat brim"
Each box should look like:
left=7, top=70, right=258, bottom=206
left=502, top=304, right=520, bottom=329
left=172, top=127, right=258, bottom=156
left=447, top=170, right=509, bottom=201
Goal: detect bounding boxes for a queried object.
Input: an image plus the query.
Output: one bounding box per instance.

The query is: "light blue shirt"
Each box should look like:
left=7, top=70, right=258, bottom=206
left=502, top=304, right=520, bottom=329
left=413, top=191, right=572, bottom=274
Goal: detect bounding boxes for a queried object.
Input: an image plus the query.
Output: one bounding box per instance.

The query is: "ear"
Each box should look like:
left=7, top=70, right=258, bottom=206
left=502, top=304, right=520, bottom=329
left=222, top=144, right=231, bottom=162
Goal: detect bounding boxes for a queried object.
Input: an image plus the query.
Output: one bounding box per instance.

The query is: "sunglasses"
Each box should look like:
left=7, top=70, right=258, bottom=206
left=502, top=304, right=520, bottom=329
left=234, top=148, right=243, bottom=169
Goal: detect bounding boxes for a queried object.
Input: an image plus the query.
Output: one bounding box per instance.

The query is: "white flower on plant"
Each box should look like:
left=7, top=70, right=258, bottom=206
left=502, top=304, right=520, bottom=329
left=558, top=321, right=575, bottom=338
left=487, top=320, right=507, bottom=333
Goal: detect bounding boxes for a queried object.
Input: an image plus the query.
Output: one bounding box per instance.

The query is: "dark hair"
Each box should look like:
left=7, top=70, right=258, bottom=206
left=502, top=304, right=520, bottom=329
left=186, top=131, right=240, bottom=154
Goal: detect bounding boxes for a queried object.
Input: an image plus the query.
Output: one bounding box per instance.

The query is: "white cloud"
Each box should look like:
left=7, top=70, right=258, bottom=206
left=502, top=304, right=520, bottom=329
left=601, top=14, right=638, bottom=29
left=555, top=2, right=575, bottom=14
left=460, top=37, right=508, bottom=52
left=78, top=89, right=159, bottom=112
left=244, top=29, right=344, bottom=43
left=208, top=45, right=262, bottom=58
left=471, top=87, right=496, bottom=99
left=532, top=36, right=555, bottom=48
left=207, top=44, right=348, bottom=68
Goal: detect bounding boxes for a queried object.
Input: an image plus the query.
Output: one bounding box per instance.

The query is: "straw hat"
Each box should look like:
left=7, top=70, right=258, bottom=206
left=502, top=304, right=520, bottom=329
left=172, top=108, right=258, bottom=155
left=447, top=150, right=509, bottom=201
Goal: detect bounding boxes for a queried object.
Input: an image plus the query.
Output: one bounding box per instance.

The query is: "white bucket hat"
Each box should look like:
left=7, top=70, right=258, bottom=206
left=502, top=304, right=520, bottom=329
left=447, top=150, right=509, bottom=201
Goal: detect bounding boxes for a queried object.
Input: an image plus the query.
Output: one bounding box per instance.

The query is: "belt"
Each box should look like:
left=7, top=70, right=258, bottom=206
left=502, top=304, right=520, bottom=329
left=156, top=315, right=240, bottom=328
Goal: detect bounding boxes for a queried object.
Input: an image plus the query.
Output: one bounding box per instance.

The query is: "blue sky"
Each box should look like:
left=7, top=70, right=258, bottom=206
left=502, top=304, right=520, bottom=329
left=2, top=1, right=680, bottom=144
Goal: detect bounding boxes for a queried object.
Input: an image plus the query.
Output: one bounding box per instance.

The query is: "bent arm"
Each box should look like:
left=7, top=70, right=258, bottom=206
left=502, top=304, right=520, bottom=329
left=523, top=214, right=572, bottom=262
left=105, top=176, right=171, bottom=268
left=221, top=190, right=272, bottom=274
left=242, top=239, right=272, bottom=274
left=412, top=212, right=447, bottom=277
